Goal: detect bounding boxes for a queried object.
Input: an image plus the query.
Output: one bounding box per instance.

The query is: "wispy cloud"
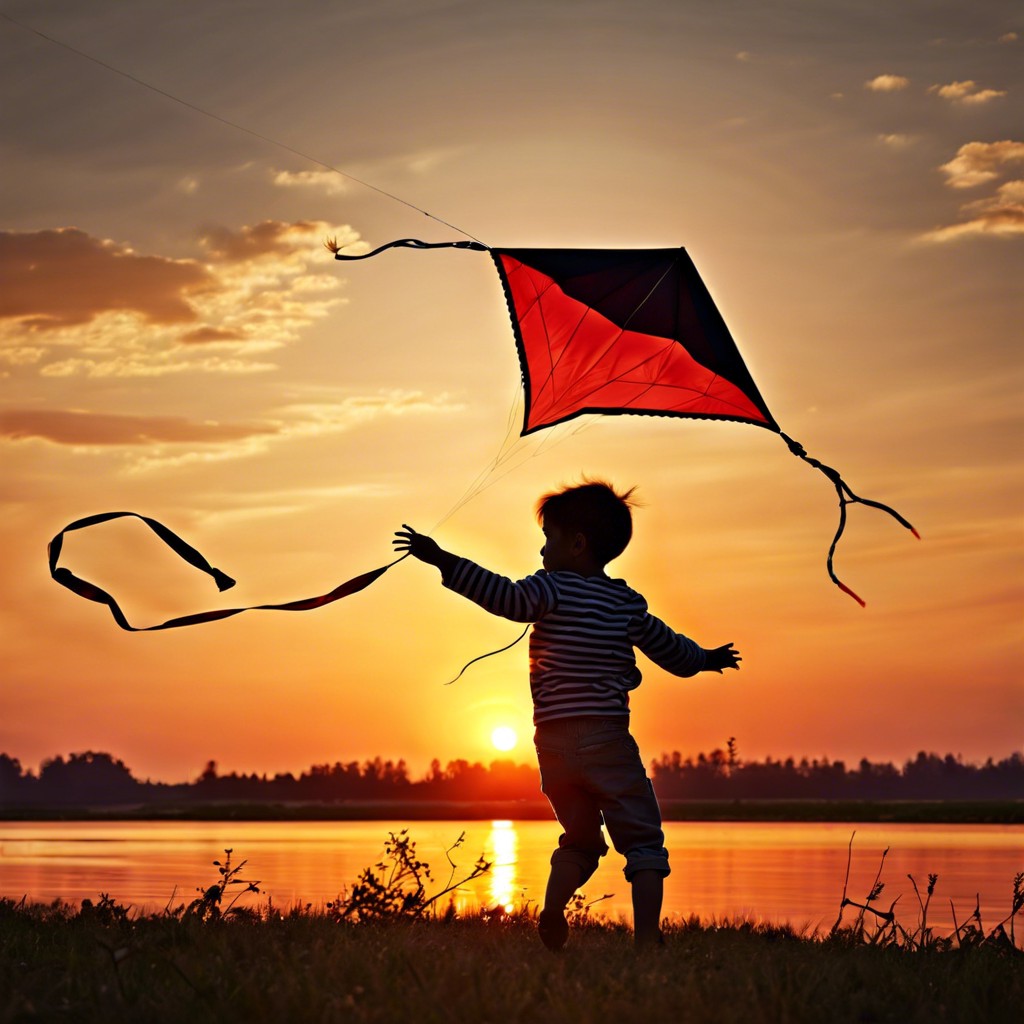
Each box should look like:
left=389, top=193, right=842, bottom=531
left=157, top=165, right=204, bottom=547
left=865, top=74, right=910, bottom=92
left=271, top=169, right=348, bottom=196
left=131, top=390, right=465, bottom=473
left=878, top=133, right=917, bottom=148
left=928, top=80, right=1007, bottom=105
left=938, top=140, right=1024, bottom=189
left=0, top=221, right=357, bottom=378
left=0, top=228, right=209, bottom=329
left=274, top=391, right=466, bottom=439
left=196, top=482, right=402, bottom=527
left=270, top=146, right=469, bottom=199
left=921, top=180, right=1024, bottom=242
left=0, top=408, right=276, bottom=446
left=0, top=390, right=465, bottom=475
left=920, top=141, right=1024, bottom=242
left=198, top=219, right=354, bottom=262
left=179, top=326, right=246, bottom=344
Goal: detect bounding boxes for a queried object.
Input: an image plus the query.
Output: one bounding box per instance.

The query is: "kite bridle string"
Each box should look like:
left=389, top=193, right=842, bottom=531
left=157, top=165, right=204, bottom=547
left=779, top=432, right=919, bottom=607
left=0, top=10, right=485, bottom=245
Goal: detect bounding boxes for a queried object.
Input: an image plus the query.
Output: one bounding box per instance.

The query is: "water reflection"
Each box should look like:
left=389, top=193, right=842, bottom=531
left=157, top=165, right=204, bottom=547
left=487, top=820, right=519, bottom=912
left=2, top=820, right=1020, bottom=933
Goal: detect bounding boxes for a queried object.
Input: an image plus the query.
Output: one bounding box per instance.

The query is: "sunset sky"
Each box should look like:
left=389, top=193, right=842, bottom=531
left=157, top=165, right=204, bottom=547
left=2, top=0, right=1020, bottom=784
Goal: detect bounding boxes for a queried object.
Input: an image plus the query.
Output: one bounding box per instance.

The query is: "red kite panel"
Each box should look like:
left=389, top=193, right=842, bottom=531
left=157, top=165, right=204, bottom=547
left=490, top=248, right=776, bottom=435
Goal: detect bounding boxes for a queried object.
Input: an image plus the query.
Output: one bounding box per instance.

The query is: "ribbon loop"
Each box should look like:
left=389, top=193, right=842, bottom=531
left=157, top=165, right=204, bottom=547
left=48, top=511, right=401, bottom=631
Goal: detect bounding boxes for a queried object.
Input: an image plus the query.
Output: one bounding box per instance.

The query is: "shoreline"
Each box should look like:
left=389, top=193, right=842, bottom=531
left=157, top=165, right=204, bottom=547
left=2, top=798, right=1021, bottom=824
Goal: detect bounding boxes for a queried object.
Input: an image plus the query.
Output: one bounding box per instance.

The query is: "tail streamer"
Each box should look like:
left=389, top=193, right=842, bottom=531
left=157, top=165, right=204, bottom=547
left=328, top=238, right=489, bottom=260
left=445, top=625, right=530, bottom=686
left=779, top=434, right=920, bottom=607
left=48, top=511, right=404, bottom=631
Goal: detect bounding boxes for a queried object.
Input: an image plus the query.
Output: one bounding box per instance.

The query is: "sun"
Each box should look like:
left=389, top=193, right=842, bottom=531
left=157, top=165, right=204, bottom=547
left=490, top=725, right=518, bottom=752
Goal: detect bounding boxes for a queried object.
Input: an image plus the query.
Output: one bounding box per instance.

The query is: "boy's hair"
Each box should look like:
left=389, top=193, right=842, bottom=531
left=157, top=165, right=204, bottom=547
left=535, top=479, right=637, bottom=564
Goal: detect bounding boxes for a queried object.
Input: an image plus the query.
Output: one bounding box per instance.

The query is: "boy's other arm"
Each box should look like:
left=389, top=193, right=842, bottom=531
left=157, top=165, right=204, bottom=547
left=632, top=615, right=741, bottom=677
left=702, top=643, right=741, bottom=673
left=393, top=525, right=459, bottom=580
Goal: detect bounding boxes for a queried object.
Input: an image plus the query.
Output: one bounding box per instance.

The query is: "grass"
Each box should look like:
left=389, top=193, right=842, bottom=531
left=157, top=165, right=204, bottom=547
left=2, top=832, right=1021, bottom=1024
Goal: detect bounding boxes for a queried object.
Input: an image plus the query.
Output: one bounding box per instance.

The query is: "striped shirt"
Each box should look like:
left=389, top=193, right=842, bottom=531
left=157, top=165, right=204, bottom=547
left=443, top=558, right=707, bottom=724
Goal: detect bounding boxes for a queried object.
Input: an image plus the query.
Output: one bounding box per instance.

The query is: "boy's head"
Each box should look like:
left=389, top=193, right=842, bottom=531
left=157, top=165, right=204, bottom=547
left=536, top=479, right=637, bottom=569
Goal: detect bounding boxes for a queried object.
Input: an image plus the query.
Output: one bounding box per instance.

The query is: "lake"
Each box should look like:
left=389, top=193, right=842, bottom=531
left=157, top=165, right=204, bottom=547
left=1, top=820, right=1020, bottom=935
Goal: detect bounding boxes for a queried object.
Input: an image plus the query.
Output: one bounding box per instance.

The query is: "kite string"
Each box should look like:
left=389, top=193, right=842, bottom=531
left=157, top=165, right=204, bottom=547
left=0, top=10, right=484, bottom=244
left=431, top=411, right=603, bottom=532
left=430, top=385, right=525, bottom=531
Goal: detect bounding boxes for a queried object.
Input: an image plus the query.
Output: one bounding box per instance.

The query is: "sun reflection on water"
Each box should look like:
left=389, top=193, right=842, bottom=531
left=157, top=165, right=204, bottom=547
left=487, top=820, right=519, bottom=912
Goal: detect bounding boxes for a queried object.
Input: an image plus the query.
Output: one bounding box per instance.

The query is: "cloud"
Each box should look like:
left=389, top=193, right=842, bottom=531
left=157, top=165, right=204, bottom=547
left=919, top=142, right=1024, bottom=243
left=998, top=32, right=1018, bottom=43
left=199, top=219, right=352, bottom=262
left=938, top=140, right=1024, bottom=189
left=127, top=391, right=464, bottom=473
left=179, top=326, right=246, bottom=344
left=0, top=408, right=276, bottom=446
left=274, top=391, right=466, bottom=439
left=272, top=169, right=348, bottom=196
left=272, top=147, right=469, bottom=198
left=0, top=389, right=463, bottom=474
left=929, top=80, right=1007, bottom=105
left=0, top=220, right=358, bottom=378
left=0, top=228, right=210, bottom=329
left=865, top=74, right=909, bottom=92
left=921, top=180, right=1024, bottom=242
left=878, top=133, right=916, bottom=148
left=196, top=482, right=401, bottom=528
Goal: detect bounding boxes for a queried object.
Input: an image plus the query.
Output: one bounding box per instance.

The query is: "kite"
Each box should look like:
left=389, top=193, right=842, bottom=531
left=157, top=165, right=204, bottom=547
left=330, top=239, right=918, bottom=604
left=48, top=237, right=917, bottom=630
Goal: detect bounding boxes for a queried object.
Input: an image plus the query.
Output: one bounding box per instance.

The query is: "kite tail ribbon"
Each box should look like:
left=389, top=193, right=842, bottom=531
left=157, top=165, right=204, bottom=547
left=327, top=238, right=489, bottom=260
left=779, top=434, right=920, bottom=607
left=48, top=511, right=404, bottom=631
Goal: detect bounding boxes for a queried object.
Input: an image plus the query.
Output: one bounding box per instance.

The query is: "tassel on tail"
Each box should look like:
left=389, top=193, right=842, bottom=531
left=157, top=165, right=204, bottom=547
left=779, top=433, right=920, bottom=607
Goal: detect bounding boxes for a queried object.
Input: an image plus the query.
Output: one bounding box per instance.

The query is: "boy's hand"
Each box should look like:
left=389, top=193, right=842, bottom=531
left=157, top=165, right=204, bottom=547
left=704, top=643, right=741, bottom=673
left=393, top=525, right=455, bottom=574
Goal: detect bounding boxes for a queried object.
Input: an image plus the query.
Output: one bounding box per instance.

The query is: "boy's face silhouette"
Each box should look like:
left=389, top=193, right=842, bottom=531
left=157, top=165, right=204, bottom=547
left=540, top=519, right=591, bottom=574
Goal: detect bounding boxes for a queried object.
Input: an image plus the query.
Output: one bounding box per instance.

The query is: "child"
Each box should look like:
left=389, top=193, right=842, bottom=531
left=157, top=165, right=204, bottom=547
left=393, top=480, right=740, bottom=949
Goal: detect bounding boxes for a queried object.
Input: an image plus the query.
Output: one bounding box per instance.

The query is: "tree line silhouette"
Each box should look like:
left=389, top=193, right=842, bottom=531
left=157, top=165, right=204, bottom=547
left=1, top=743, right=1021, bottom=809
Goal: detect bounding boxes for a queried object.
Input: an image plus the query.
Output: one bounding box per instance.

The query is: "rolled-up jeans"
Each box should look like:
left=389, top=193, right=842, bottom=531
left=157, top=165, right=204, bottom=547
left=534, top=715, right=670, bottom=883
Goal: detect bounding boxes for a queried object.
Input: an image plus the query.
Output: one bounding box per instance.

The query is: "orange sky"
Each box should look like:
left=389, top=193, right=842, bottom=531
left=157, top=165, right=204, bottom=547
left=1, top=2, right=1021, bottom=783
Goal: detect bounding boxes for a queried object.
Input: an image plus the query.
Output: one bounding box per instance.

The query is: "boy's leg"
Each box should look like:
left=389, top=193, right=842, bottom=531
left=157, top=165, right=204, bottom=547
left=543, top=860, right=583, bottom=914
left=537, top=819, right=602, bottom=950
left=578, top=724, right=669, bottom=944
left=535, top=724, right=606, bottom=950
left=631, top=869, right=664, bottom=947
left=538, top=862, right=579, bottom=951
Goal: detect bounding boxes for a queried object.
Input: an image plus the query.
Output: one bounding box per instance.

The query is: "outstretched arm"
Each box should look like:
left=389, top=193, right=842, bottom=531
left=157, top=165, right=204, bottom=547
left=396, top=525, right=556, bottom=622
left=703, top=643, right=741, bottom=673
left=393, top=525, right=459, bottom=579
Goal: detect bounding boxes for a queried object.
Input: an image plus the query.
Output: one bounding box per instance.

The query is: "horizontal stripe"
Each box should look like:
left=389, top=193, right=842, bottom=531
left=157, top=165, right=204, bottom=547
left=444, top=559, right=706, bottom=723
